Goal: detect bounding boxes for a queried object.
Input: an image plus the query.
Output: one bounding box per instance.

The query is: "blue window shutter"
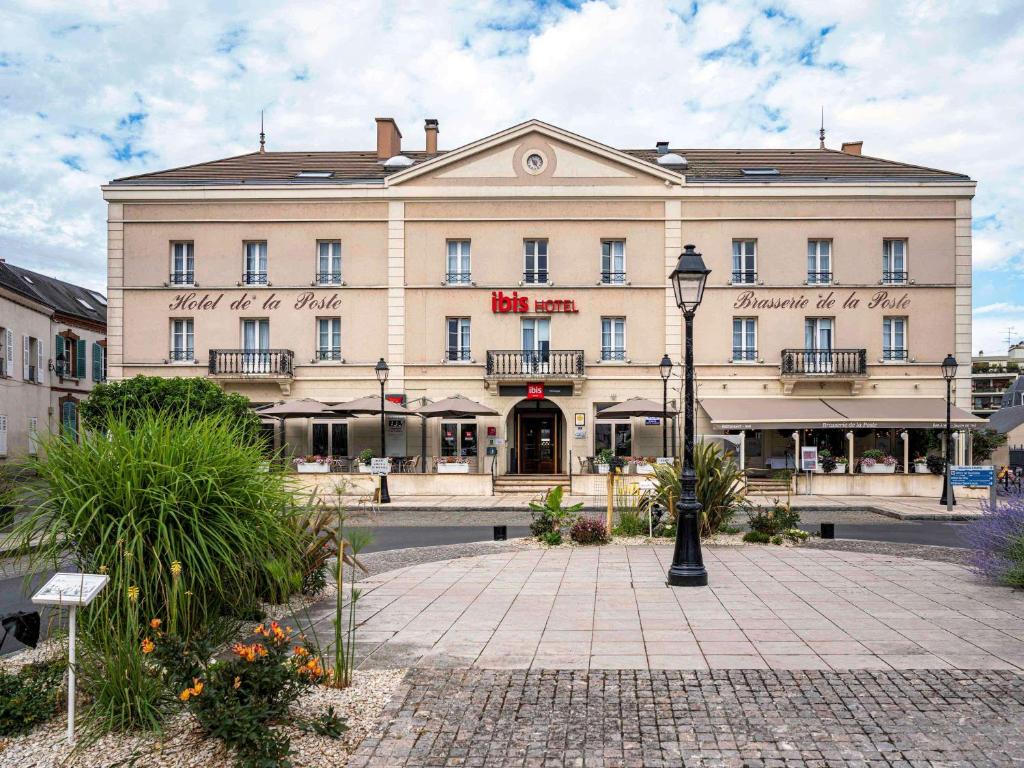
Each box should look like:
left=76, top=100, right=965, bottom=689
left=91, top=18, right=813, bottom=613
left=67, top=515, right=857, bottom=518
left=76, top=339, right=86, bottom=379
left=92, top=342, right=103, bottom=381
left=55, top=335, right=64, bottom=362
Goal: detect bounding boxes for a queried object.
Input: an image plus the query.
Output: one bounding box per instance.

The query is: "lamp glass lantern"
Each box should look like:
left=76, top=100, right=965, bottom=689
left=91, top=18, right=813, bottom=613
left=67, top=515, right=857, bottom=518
left=659, top=354, right=672, bottom=381
left=375, top=357, right=390, bottom=385
left=670, top=244, right=711, bottom=314
left=941, top=353, right=958, bottom=381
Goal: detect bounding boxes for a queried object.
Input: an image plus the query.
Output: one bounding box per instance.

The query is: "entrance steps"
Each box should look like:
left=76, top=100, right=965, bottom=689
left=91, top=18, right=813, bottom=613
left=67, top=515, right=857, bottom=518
left=744, top=476, right=794, bottom=497
left=494, top=474, right=570, bottom=494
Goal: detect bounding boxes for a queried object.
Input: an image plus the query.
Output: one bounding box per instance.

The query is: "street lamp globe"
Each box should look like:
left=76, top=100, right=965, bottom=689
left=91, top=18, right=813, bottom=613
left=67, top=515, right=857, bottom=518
left=670, top=244, right=711, bottom=314
left=659, top=354, right=673, bottom=381
left=375, top=357, right=390, bottom=385
left=941, top=353, right=958, bottom=381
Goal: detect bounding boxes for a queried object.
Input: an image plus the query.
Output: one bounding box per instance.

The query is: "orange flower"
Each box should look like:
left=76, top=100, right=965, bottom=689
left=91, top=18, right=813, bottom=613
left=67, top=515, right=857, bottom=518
left=141, top=638, right=155, bottom=654
left=293, top=645, right=309, bottom=657
left=149, top=618, right=162, bottom=630
left=190, top=678, right=203, bottom=697
left=179, top=689, right=191, bottom=702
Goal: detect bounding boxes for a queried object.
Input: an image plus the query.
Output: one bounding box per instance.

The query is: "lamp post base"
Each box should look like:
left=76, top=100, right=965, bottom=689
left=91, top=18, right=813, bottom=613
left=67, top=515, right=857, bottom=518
left=379, top=475, right=391, bottom=504
left=666, top=565, right=708, bottom=587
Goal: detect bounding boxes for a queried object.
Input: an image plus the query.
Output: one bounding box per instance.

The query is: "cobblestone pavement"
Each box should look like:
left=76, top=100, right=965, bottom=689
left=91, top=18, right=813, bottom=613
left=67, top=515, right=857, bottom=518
left=349, top=667, right=1024, bottom=767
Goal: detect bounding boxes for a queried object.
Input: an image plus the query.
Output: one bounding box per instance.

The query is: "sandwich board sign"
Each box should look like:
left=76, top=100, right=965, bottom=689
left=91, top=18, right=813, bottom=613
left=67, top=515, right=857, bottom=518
left=32, top=572, right=109, bottom=744
left=800, top=446, right=819, bottom=472
left=370, top=457, right=390, bottom=475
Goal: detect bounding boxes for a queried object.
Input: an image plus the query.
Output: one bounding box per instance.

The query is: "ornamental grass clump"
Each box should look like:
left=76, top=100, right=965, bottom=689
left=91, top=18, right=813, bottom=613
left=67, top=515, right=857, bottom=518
left=965, top=498, right=1024, bottom=587
left=11, top=410, right=301, bottom=732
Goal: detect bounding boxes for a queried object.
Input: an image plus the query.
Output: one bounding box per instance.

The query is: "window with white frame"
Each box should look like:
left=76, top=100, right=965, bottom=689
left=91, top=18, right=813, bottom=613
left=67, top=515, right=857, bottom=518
left=601, top=317, right=626, bottom=361
left=601, top=240, right=625, bottom=284
left=22, top=336, right=43, bottom=384
left=883, top=317, right=908, bottom=361
left=170, top=319, right=194, bottom=361
left=732, top=240, right=757, bottom=283
left=0, top=327, right=11, bottom=378
left=316, top=240, right=342, bottom=285
left=882, top=239, right=907, bottom=283
left=170, top=242, right=194, bottom=285
left=243, top=241, right=268, bottom=284
left=446, top=240, right=471, bottom=284
left=732, top=318, right=757, bottom=361
left=27, top=416, right=38, bottom=456
left=317, top=317, right=341, bottom=360
left=446, top=317, right=471, bottom=361
left=523, top=239, right=548, bottom=283
left=807, top=240, right=832, bottom=284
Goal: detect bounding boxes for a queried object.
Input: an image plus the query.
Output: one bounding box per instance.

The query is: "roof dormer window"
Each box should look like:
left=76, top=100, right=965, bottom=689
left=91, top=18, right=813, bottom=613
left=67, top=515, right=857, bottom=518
left=741, top=167, right=780, bottom=176
left=383, top=155, right=414, bottom=168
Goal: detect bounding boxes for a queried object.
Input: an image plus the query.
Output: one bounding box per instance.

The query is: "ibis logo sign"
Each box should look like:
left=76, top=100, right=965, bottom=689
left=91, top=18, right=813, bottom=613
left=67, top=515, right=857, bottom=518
left=491, top=291, right=579, bottom=314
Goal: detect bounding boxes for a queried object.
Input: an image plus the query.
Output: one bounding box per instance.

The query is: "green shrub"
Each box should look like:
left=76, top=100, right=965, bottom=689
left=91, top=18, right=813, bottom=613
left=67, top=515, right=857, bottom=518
left=80, top=375, right=261, bottom=440
left=570, top=516, right=609, bottom=545
left=614, top=508, right=648, bottom=536
left=541, top=530, right=562, bottom=546
left=860, top=449, right=885, bottom=461
left=358, top=448, right=374, bottom=464
left=926, top=454, right=946, bottom=475
left=784, top=528, right=810, bottom=541
left=770, top=534, right=784, bottom=545
left=747, top=500, right=800, bottom=536
left=528, top=486, right=582, bottom=539
left=742, top=531, right=771, bottom=544
left=11, top=410, right=300, bottom=732
left=0, top=660, right=64, bottom=737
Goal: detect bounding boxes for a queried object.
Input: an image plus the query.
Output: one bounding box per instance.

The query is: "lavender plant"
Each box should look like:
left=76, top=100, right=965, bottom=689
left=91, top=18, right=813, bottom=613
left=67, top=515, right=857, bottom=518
left=965, top=497, right=1024, bottom=587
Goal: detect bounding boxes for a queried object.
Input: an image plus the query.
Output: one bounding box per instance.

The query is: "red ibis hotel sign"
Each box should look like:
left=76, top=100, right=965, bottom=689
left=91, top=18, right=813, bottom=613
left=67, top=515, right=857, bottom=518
left=526, top=383, right=545, bottom=400
left=491, top=291, right=579, bottom=314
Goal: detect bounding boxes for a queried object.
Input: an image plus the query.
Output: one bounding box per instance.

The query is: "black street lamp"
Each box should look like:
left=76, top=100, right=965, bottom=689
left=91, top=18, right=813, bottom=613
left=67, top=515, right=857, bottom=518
left=374, top=357, right=391, bottom=504
left=940, top=352, right=957, bottom=509
left=667, top=244, right=710, bottom=588
left=659, top=354, right=672, bottom=457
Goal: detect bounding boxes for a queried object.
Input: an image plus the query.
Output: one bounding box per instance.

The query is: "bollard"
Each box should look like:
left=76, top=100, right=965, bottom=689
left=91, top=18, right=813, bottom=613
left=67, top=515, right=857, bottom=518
left=493, top=525, right=507, bottom=541
left=820, top=522, right=835, bottom=540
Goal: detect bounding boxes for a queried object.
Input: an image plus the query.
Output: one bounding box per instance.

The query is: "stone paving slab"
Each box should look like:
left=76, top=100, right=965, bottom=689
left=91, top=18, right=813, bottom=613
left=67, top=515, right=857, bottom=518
left=326, top=545, right=1024, bottom=673
left=348, top=667, right=1024, bottom=767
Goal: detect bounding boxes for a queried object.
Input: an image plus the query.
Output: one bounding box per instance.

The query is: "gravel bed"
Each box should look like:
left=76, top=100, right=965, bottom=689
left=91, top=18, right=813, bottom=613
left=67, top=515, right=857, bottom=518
left=0, top=668, right=405, bottom=768
left=804, top=536, right=974, bottom=565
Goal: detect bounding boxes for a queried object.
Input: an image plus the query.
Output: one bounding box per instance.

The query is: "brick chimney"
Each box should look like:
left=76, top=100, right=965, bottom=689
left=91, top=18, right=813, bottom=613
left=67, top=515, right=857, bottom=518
left=841, top=141, right=863, bottom=156
left=424, top=118, right=439, bottom=155
left=375, top=117, right=402, bottom=159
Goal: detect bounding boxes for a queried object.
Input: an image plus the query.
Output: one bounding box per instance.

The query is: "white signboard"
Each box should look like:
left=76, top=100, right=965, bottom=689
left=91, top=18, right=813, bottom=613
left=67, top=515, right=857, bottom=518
left=370, top=457, right=391, bottom=476
left=32, top=573, right=109, bottom=606
left=656, top=457, right=674, bottom=465
left=800, top=446, right=819, bottom=472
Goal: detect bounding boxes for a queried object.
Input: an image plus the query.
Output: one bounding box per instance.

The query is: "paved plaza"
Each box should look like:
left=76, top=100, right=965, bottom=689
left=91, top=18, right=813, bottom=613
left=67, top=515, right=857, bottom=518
left=336, top=545, right=1024, bottom=672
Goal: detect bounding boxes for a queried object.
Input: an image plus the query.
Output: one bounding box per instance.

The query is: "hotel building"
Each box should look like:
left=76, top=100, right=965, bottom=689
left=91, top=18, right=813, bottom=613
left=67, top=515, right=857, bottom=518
left=102, top=118, right=979, bottom=492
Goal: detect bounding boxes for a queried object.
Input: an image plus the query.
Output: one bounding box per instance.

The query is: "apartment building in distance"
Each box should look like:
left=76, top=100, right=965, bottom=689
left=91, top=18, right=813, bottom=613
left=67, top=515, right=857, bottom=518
left=0, top=260, right=107, bottom=459
left=103, top=118, right=980, bottom=492
left=971, top=342, right=1024, bottom=417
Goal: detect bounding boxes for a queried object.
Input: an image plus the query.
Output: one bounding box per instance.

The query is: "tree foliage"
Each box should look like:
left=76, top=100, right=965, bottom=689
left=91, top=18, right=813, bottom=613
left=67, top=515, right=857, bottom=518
left=973, top=429, right=1008, bottom=463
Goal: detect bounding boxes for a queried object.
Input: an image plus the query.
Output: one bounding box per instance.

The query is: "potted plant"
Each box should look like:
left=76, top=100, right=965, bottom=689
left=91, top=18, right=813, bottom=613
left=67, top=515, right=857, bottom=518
left=437, top=456, right=470, bottom=474
left=293, top=455, right=330, bottom=474
left=357, top=448, right=375, bottom=473
left=595, top=447, right=615, bottom=474
left=913, top=454, right=929, bottom=473
left=858, top=449, right=897, bottom=474
left=818, top=449, right=835, bottom=474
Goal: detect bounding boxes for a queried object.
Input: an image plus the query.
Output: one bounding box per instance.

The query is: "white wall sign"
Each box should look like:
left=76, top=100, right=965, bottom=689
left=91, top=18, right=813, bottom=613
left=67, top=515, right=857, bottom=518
left=370, top=457, right=391, bottom=476
left=800, top=446, right=819, bottom=472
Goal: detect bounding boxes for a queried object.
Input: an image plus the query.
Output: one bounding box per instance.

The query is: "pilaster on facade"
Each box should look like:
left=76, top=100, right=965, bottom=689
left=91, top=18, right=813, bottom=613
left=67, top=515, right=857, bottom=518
left=107, top=202, right=124, bottom=381
left=387, top=201, right=406, bottom=390
left=663, top=200, right=682, bottom=367
left=954, top=198, right=972, bottom=407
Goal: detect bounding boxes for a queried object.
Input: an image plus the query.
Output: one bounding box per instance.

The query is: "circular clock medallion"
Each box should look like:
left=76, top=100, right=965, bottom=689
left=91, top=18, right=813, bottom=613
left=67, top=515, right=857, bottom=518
left=523, top=151, right=546, bottom=174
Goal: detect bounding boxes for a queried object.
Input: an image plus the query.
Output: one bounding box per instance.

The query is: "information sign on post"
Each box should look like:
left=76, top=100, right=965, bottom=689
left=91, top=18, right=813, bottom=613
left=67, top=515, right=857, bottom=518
left=800, top=446, right=819, bottom=472
left=949, top=465, right=995, bottom=487
left=32, top=573, right=109, bottom=745
left=370, top=457, right=391, bottom=476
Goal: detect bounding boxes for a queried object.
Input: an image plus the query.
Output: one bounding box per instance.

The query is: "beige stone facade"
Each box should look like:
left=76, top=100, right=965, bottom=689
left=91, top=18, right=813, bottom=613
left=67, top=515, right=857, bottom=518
left=103, top=120, right=978, bottom=479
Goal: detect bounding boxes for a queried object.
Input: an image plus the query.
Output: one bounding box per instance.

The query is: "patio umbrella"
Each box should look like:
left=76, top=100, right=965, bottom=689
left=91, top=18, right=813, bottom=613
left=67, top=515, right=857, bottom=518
left=255, top=399, right=338, bottom=460
left=414, top=395, right=499, bottom=473
left=329, top=395, right=410, bottom=415
left=596, top=397, right=678, bottom=418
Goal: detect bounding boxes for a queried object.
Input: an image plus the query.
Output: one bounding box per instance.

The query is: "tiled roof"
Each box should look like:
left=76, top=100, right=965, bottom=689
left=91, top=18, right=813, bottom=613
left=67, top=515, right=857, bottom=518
left=110, top=146, right=969, bottom=185
left=0, top=261, right=106, bottom=325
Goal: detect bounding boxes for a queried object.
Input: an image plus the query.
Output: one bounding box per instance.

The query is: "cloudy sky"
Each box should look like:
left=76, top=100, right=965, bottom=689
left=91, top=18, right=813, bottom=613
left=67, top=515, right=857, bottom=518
left=1, top=0, right=1021, bottom=353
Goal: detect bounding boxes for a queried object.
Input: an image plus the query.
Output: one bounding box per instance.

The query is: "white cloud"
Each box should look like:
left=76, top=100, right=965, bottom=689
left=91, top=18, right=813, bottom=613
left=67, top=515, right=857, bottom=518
left=0, top=0, right=1021, bottom=344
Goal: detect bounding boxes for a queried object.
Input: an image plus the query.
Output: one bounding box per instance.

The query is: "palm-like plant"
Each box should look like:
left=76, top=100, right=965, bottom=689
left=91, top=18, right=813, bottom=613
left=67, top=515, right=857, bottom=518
left=641, top=443, right=748, bottom=537
left=527, top=485, right=583, bottom=534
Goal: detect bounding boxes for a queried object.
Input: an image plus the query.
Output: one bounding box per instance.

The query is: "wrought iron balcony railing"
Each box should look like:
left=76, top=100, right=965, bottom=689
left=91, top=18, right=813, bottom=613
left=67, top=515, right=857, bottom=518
left=445, top=272, right=472, bottom=284
left=731, top=271, right=757, bottom=284
left=523, top=271, right=549, bottom=284
left=446, top=348, right=472, bottom=361
left=882, top=349, right=909, bottom=361
left=169, top=271, right=194, bottom=285
left=600, top=349, right=626, bottom=361
left=168, top=349, right=195, bottom=362
left=208, top=349, right=294, bottom=377
left=242, top=271, right=269, bottom=285
left=600, top=271, right=627, bottom=284
left=806, top=271, right=832, bottom=284
left=316, top=349, right=342, bottom=361
left=315, top=272, right=343, bottom=285
left=882, top=270, right=908, bottom=284
left=780, top=349, right=867, bottom=377
left=732, top=348, right=758, bottom=362
left=486, top=349, right=585, bottom=377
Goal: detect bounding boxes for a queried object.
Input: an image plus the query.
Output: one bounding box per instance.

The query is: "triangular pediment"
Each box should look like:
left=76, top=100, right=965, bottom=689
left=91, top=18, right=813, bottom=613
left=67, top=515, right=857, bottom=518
left=386, top=120, right=680, bottom=187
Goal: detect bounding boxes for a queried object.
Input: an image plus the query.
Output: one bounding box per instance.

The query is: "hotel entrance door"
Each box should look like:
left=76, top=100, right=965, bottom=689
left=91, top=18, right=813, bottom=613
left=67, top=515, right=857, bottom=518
left=519, top=414, right=557, bottom=474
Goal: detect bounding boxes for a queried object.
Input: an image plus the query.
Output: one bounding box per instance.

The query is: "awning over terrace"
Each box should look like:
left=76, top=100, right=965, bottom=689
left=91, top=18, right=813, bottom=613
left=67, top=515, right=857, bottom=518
left=701, top=397, right=984, bottom=431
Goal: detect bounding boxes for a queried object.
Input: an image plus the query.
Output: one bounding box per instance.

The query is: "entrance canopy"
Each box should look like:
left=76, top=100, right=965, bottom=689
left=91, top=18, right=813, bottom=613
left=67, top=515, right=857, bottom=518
left=702, top=397, right=983, bottom=431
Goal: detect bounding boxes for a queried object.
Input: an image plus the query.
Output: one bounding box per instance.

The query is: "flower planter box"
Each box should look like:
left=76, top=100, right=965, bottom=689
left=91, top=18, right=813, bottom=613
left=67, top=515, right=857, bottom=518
left=597, top=464, right=611, bottom=475
left=913, top=462, right=929, bottom=474
left=438, top=463, right=470, bottom=474
left=861, top=463, right=896, bottom=474
left=296, top=462, right=330, bottom=474
left=816, top=462, right=848, bottom=474
left=358, top=463, right=373, bottom=474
